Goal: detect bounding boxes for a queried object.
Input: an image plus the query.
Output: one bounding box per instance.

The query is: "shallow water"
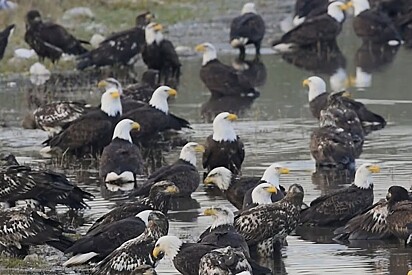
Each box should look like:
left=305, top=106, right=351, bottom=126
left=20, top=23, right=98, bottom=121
left=1, top=13, right=412, bottom=275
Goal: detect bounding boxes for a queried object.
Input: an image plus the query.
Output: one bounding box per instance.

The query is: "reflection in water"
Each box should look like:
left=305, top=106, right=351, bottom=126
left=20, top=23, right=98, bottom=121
left=295, top=225, right=336, bottom=244
left=231, top=58, right=267, bottom=87
left=201, top=95, right=257, bottom=123
left=311, top=167, right=355, bottom=193
left=167, top=197, right=200, bottom=222
left=353, top=42, right=400, bottom=89
left=281, top=43, right=348, bottom=91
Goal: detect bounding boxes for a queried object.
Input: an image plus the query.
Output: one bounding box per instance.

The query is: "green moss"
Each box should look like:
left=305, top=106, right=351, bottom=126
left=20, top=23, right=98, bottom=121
left=0, top=256, right=45, bottom=269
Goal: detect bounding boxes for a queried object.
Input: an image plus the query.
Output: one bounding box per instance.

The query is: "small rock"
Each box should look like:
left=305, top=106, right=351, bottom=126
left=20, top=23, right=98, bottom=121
left=62, top=7, right=94, bottom=21
left=29, top=62, right=51, bottom=85
left=90, top=34, right=106, bottom=48
left=24, top=254, right=39, bottom=262
left=175, top=46, right=195, bottom=57
left=14, top=48, right=37, bottom=59
left=0, top=0, right=17, bottom=10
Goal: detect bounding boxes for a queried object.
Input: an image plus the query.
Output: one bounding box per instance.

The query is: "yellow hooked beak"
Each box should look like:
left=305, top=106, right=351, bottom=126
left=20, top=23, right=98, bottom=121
left=153, top=23, right=163, bottom=31
left=98, top=80, right=107, bottom=88
left=341, top=91, right=352, bottom=98
left=227, top=114, right=238, bottom=121
left=110, top=90, right=120, bottom=99
left=195, top=144, right=205, bottom=153
left=195, top=44, right=206, bottom=53
left=265, top=186, right=278, bottom=194
left=146, top=13, right=153, bottom=20
left=344, top=1, right=353, bottom=10
left=152, top=246, right=162, bottom=258
left=408, top=271, right=412, bottom=275
left=368, top=165, right=380, bottom=173
left=203, top=208, right=218, bottom=216
left=165, top=185, right=179, bottom=194
left=131, top=122, right=141, bottom=130
left=278, top=167, right=290, bottom=174
left=203, top=176, right=214, bottom=185
left=302, top=79, right=310, bottom=87
left=168, top=88, right=177, bottom=97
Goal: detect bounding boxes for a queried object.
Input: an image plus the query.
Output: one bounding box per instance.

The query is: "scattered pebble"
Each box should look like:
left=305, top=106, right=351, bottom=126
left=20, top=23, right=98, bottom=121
left=62, top=7, right=94, bottom=21
left=90, top=34, right=106, bottom=48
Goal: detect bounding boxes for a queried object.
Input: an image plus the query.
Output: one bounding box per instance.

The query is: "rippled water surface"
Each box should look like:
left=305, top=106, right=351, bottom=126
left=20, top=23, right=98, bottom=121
left=1, top=14, right=412, bottom=275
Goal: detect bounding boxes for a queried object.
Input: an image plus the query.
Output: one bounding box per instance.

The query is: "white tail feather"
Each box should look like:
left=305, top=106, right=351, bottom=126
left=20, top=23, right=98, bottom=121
left=63, top=252, right=98, bottom=267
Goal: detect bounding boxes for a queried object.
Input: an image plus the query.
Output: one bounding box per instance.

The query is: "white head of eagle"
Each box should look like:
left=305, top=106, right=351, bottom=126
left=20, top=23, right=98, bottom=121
left=98, top=78, right=123, bottom=95
left=145, top=22, right=164, bottom=45
left=241, top=3, right=257, bottom=14
left=327, top=1, right=348, bottom=23
left=251, top=182, right=278, bottom=205
left=261, top=163, right=289, bottom=188
left=354, top=163, right=380, bottom=189
left=347, top=0, right=370, bottom=16
left=303, top=76, right=327, bottom=102
left=112, top=119, right=140, bottom=143
left=212, top=112, right=238, bottom=142
left=101, top=87, right=122, bottom=117
left=204, top=167, right=232, bottom=191
left=179, top=142, right=205, bottom=166
left=149, top=86, right=177, bottom=114
left=195, top=42, right=217, bottom=66
left=203, top=206, right=235, bottom=229
left=153, top=235, right=183, bottom=260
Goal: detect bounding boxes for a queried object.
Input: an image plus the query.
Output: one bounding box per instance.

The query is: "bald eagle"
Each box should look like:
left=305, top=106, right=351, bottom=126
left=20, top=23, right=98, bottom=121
left=43, top=88, right=122, bottom=157
left=234, top=184, right=304, bottom=257
left=300, top=164, right=379, bottom=226
left=386, top=186, right=412, bottom=245
left=0, top=24, right=14, bottom=60
left=0, top=206, right=74, bottom=257
left=333, top=198, right=391, bottom=241
left=199, top=207, right=250, bottom=257
left=152, top=236, right=269, bottom=275
left=303, top=76, right=386, bottom=132
left=91, top=211, right=168, bottom=275
left=77, top=12, right=152, bottom=70
left=142, top=23, right=181, bottom=84
left=195, top=43, right=259, bottom=98
left=242, top=163, right=288, bottom=209
left=347, top=0, right=402, bottom=45
left=64, top=210, right=167, bottom=267
left=131, top=142, right=204, bottom=197
left=99, top=119, right=144, bottom=192
left=24, top=10, right=89, bottom=63
left=21, top=101, right=92, bottom=137
left=203, top=112, right=245, bottom=177
left=204, top=167, right=260, bottom=209
left=87, top=181, right=178, bottom=233
left=293, top=0, right=329, bottom=26
left=230, top=3, right=265, bottom=60
left=199, top=246, right=253, bottom=275
left=0, top=154, right=93, bottom=209
left=272, top=2, right=347, bottom=53
left=122, top=86, right=191, bottom=143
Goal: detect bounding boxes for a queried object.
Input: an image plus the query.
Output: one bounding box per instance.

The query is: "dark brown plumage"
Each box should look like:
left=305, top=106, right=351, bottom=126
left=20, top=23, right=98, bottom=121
left=24, top=10, right=88, bottom=63
left=99, top=119, right=144, bottom=191
left=87, top=181, right=178, bottom=234
left=195, top=43, right=259, bottom=98
left=0, top=24, right=14, bottom=60
left=272, top=2, right=347, bottom=52
left=0, top=206, right=74, bottom=257
left=202, top=112, right=245, bottom=178
left=131, top=142, right=203, bottom=197
left=77, top=12, right=152, bottom=70
left=234, top=184, right=304, bottom=257
left=230, top=3, right=265, bottom=60
left=142, top=23, right=180, bottom=84
left=0, top=154, right=93, bottom=210
left=349, top=0, right=402, bottom=45
left=293, top=0, right=329, bottom=24
left=300, top=164, right=379, bottom=226
left=386, top=186, right=412, bottom=245
left=43, top=88, right=122, bottom=157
